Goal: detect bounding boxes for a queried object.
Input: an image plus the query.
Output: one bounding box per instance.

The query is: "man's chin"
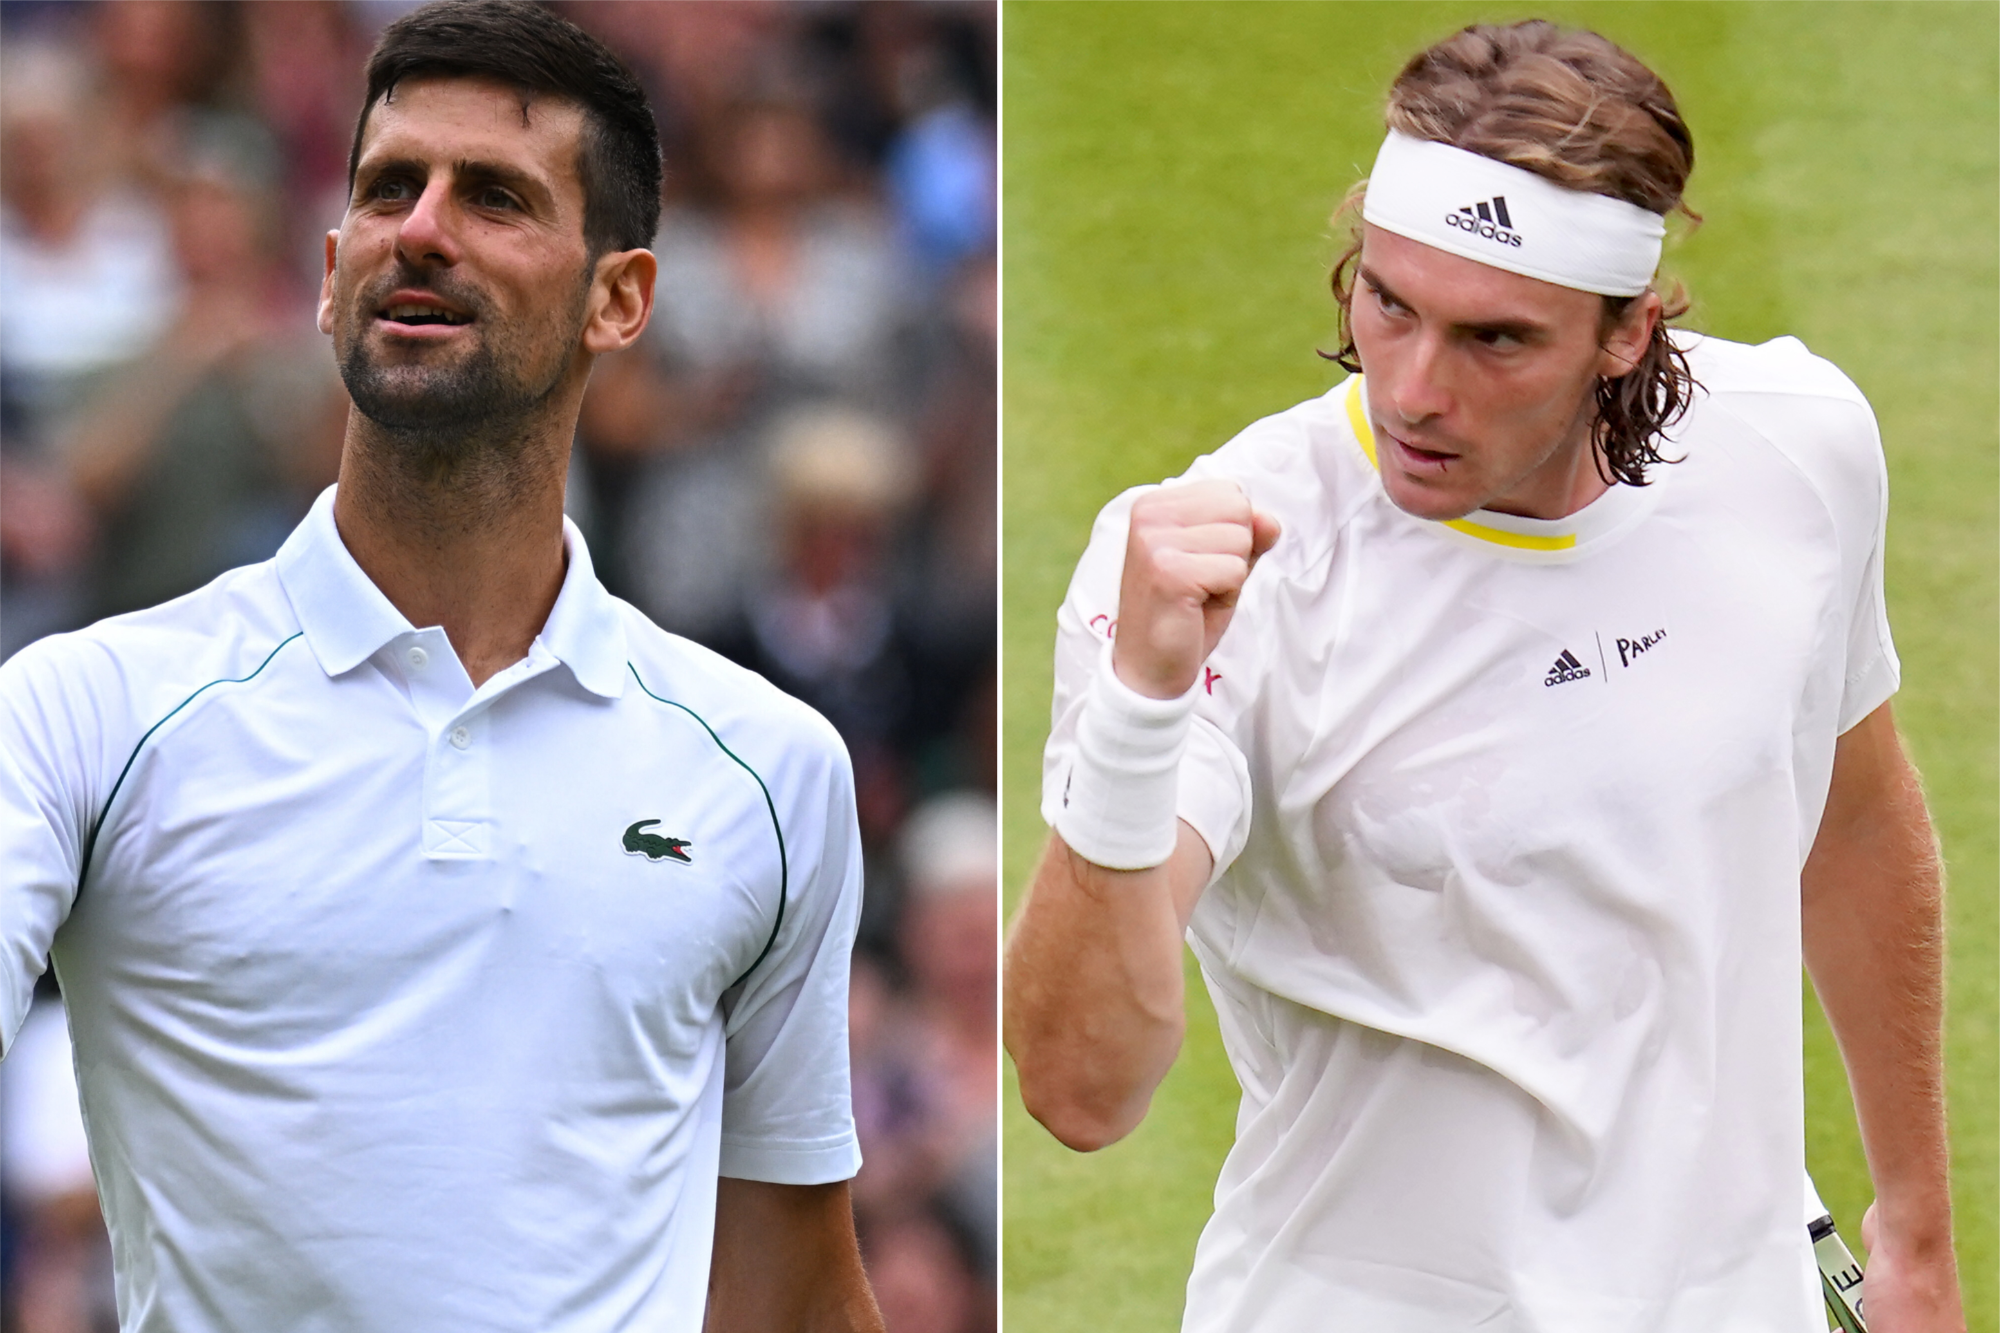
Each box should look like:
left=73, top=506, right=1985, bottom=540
left=343, top=374, right=499, bottom=432
left=339, top=347, right=504, bottom=432
left=1379, top=469, right=1482, bottom=523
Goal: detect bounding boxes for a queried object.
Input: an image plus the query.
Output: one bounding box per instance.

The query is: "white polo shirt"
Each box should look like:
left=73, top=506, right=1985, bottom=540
left=1043, top=335, right=1895, bottom=1331
left=1, top=487, right=864, bottom=1332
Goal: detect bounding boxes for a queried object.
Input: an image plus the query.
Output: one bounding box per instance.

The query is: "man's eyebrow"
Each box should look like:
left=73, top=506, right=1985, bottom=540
left=1358, top=263, right=1548, bottom=339
left=1357, top=263, right=1407, bottom=310
left=354, top=155, right=554, bottom=205
left=355, top=154, right=420, bottom=180
left=451, top=159, right=550, bottom=199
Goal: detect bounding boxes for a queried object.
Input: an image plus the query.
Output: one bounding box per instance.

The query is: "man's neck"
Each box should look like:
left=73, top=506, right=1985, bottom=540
left=1482, top=405, right=1616, bottom=521
left=331, top=416, right=571, bottom=688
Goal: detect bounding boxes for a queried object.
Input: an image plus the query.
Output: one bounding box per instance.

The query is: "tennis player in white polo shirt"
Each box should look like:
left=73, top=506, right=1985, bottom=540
left=1005, top=21, right=1962, bottom=1332
left=0, top=3, right=884, bottom=1329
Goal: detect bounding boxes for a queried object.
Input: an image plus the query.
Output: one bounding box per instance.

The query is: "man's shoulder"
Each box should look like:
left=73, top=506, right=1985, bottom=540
left=1, top=560, right=301, bottom=727
left=1678, top=333, right=1883, bottom=501
left=612, top=601, right=850, bottom=776
left=1682, top=332, right=1870, bottom=410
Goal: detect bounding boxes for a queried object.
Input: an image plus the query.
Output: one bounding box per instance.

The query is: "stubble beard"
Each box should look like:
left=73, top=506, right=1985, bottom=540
left=336, top=266, right=588, bottom=491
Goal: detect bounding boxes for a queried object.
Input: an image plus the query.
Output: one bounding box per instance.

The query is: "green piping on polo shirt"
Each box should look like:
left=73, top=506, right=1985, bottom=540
left=627, top=664, right=789, bottom=987
left=79, top=631, right=306, bottom=890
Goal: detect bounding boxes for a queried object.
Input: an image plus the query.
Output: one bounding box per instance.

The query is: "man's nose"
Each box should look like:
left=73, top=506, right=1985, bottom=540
left=395, top=179, right=461, bottom=267
left=1389, top=332, right=1451, bottom=425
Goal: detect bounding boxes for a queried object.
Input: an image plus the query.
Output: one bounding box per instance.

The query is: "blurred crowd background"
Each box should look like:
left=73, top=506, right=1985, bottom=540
left=0, top=2, right=996, bottom=1330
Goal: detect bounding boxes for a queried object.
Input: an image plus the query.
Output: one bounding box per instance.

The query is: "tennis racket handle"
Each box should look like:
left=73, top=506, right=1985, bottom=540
left=1810, top=1213, right=1867, bottom=1332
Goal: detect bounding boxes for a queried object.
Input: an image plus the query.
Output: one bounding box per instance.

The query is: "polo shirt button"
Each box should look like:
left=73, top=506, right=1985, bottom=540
left=407, top=646, right=428, bottom=670
left=449, top=726, right=471, bottom=750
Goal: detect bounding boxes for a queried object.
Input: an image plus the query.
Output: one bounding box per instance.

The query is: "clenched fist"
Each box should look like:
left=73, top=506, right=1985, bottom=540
left=1113, top=481, right=1281, bottom=700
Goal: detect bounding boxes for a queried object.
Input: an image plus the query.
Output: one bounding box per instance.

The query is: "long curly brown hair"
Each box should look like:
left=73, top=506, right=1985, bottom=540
left=1325, top=21, right=1702, bottom=488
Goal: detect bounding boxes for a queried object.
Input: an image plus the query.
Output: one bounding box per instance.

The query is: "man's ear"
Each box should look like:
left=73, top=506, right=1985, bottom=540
left=1596, top=289, right=1661, bottom=378
left=581, top=248, right=658, bottom=355
left=317, top=231, right=339, bottom=336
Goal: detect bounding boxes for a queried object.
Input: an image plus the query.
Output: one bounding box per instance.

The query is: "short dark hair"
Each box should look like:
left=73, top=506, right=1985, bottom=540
left=346, top=0, right=661, bottom=257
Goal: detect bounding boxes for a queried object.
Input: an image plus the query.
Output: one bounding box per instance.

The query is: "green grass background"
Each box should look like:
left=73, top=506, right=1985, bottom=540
left=1000, top=3, right=1998, bottom=1328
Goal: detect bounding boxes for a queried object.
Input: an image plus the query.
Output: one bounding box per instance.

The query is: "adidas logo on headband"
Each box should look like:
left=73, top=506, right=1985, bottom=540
left=1445, top=195, right=1522, bottom=248
left=1364, top=131, right=1665, bottom=296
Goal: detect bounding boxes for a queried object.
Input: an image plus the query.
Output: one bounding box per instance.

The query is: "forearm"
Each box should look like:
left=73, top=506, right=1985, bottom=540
left=1003, top=824, right=1211, bottom=1150
left=705, top=1178, right=883, bottom=1333
left=1801, top=708, right=1951, bottom=1245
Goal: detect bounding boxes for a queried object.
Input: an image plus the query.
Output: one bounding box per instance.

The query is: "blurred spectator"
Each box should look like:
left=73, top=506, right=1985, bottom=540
left=737, top=405, right=920, bottom=840
left=90, top=0, right=250, bottom=188
left=880, top=15, right=995, bottom=281
left=651, top=96, right=919, bottom=410
left=59, top=115, right=343, bottom=622
left=0, top=39, right=180, bottom=426
left=896, top=793, right=998, bottom=1256
left=0, top=36, right=181, bottom=655
left=240, top=1, right=368, bottom=297
left=899, top=254, right=997, bottom=786
left=849, top=792, right=997, bottom=1322
left=0, top=1, right=995, bottom=1322
left=868, top=1211, right=989, bottom=1333
left=2, top=991, right=116, bottom=1333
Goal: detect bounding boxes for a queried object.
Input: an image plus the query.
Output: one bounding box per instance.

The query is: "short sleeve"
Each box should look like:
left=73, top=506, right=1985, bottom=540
left=1835, top=419, right=1898, bottom=732
left=1040, top=488, right=1256, bottom=879
left=0, top=640, right=98, bottom=1055
left=717, top=715, right=864, bottom=1184
left=1719, top=374, right=1900, bottom=733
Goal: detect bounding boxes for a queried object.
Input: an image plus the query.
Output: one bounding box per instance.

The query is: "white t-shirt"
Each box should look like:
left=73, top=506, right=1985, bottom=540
left=0, top=487, right=864, bottom=1332
left=1043, top=335, right=1896, bottom=1332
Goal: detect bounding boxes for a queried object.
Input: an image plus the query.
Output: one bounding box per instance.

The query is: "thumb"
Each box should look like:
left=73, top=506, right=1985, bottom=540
left=1860, top=1200, right=1879, bottom=1256
left=1248, top=509, right=1282, bottom=564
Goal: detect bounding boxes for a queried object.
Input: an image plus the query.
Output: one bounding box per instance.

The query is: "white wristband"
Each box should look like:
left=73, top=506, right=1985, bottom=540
left=1053, top=645, right=1196, bottom=870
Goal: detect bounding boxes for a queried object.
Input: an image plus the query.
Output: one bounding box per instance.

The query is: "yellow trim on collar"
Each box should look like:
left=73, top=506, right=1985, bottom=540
left=1343, top=378, right=1578, bottom=552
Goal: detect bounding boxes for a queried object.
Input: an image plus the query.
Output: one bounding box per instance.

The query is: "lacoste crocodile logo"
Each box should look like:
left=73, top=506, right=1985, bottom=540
left=623, top=819, right=692, bottom=863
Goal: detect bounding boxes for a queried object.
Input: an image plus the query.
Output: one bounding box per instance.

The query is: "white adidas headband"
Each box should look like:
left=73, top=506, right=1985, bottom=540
left=1360, top=130, right=1666, bottom=297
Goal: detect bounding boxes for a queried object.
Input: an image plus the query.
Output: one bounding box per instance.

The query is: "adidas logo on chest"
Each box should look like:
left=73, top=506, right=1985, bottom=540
left=1542, top=626, right=1669, bottom=689
left=1544, top=648, right=1590, bottom=686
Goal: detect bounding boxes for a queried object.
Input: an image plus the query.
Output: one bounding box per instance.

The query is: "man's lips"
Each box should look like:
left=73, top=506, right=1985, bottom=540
left=1380, top=426, right=1459, bottom=475
left=373, top=290, right=476, bottom=337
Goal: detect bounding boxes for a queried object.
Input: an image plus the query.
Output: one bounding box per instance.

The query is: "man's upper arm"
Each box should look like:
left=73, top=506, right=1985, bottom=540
left=0, top=640, right=102, bottom=1053
left=717, top=709, right=864, bottom=1185
left=1807, top=701, right=1917, bottom=866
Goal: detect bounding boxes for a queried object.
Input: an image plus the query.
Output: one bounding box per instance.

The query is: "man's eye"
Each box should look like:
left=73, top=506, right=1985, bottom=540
left=477, top=188, right=519, bottom=210
left=1368, top=284, right=1407, bottom=315
left=373, top=179, right=415, bottom=202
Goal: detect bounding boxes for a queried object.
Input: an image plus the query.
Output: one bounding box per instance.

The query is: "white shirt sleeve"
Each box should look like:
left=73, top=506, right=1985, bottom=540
left=0, top=638, right=99, bottom=1055
left=717, top=710, right=864, bottom=1185
left=1721, top=373, right=1900, bottom=732
left=1041, top=488, right=1256, bottom=878
left=1835, top=411, right=1899, bottom=732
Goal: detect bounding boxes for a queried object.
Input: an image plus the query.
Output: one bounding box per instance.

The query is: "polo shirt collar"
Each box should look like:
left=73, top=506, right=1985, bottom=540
left=539, top=511, right=628, bottom=700
left=276, top=486, right=628, bottom=700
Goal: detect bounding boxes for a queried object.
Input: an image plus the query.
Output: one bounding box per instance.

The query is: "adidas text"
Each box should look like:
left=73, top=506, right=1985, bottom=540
left=1447, top=196, right=1522, bottom=248
left=1544, top=648, right=1591, bottom=687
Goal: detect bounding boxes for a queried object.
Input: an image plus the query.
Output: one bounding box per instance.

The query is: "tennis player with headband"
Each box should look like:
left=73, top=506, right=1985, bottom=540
left=1005, top=20, right=1962, bottom=1332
